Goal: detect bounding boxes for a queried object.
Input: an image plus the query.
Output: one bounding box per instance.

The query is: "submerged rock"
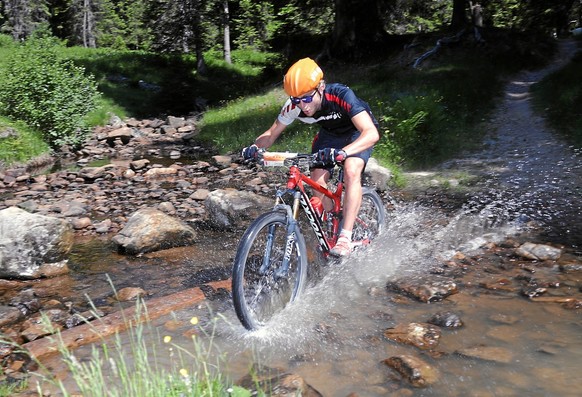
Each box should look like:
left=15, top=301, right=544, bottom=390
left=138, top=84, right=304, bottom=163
left=516, top=242, right=562, bottom=261
left=427, top=311, right=464, bottom=328
left=384, top=322, right=442, bottom=350
left=383, top=354, right=439, bottom=388
left=455, top=346, right=514, bottom=363
left=386, top=275, right=458, bottom=303
left=236, top=365, right=323, bottom=396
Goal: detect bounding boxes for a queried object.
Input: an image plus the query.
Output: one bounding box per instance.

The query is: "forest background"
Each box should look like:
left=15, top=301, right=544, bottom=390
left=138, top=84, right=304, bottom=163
left=0, top=0, right=580, bottom=175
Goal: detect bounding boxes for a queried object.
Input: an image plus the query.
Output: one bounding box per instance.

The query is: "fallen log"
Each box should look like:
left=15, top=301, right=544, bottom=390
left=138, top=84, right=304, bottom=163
left=23, top=279, right=231, bottom=362
left=413, top=29, right=466, bottom=69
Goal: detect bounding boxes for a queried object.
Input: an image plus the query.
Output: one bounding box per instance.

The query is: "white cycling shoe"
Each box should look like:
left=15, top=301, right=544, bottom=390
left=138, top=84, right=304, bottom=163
left=330, top=236, right=353, bottom=257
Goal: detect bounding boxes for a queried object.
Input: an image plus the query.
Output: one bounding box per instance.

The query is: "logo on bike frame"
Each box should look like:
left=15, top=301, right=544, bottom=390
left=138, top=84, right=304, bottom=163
left=299, top=193, right=330, bottom=251
left=284, top=231, right=296, bottom=261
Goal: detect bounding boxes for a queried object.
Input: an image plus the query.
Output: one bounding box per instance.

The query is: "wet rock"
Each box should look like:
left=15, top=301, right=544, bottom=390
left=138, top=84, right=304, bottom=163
left=106, top=126, right=133, bottom=145
left=365, top=158, right=392, bottom=192
left=94, top=219, right=112, bottom=234
left=559, top=261, right=582, bottom=273
left=20, top=309, right=67, bottom=342
left=158, top=202, right=177, bottom=214
left=561, top=299, right=582, bottom=309
left=426, top=311, right=464, bottom=328
left=236, top=365, right=323, bottom=397
left=112, top=208, right=197, bottom=254
left=116, top=287, right=147, bottom=301
left=130, top=159, right=150, bottom=170
left=386, top=275, right=458, bottom=303
left=190, top=189, right=210, bottom=201
left=516, top=242, right=561, bottom=261
left=455, top=346, right=514, bottom=363
left=489, top=313, right=520, bottom=325
left=0, top=207, right=74, bottom=279
left=56, top=200, right=90, bottom=217
left=167, top=116, right=186, bottom=129
left=78, top=164, right=118, bottom=180
left=10, top=290, right=41, bottom=318
left=521, top=280, right=548, bottom=298
left=0, top=306, right=24, bottom=328
left=204, top=189, right=272, bottom=230
left=383, top=354, right=439, bottom=388
left=71, top=217, right=92, bottom=230
left=143, top=167, right=177, bottom=178
left=211, top=155, right=233, bottom=168
left=384, top=322, right=441, bottom=350
left=37, top=260, right=70, bottom=277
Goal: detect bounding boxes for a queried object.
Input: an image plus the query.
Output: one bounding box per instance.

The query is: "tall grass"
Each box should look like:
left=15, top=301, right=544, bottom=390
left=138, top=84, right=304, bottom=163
left=27, top=295, right=254, bottom=396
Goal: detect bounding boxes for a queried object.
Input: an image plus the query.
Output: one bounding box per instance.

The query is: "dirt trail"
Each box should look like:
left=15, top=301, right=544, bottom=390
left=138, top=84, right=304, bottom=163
left=406, top=39, right=582, bottom=252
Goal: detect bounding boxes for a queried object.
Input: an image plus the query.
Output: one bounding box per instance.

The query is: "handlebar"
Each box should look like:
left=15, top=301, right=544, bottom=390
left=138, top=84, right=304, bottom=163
left=259, top=150, right=310, bottom=167
left=256, top=150, right=340, bottom=168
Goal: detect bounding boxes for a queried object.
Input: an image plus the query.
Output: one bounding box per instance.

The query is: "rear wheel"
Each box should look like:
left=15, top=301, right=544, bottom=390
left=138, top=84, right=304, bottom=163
left=352, top=188, right=386, bottom=244
left=232, top=211, right=308, bottom=330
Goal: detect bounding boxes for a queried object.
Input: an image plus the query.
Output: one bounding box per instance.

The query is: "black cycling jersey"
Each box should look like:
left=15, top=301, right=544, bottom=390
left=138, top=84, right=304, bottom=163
left=278, top=83, right=378, bottom=136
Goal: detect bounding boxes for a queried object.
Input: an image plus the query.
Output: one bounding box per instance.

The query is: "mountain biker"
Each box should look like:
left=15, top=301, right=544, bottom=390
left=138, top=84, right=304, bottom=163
left=242, top=57, right=380, bottom=257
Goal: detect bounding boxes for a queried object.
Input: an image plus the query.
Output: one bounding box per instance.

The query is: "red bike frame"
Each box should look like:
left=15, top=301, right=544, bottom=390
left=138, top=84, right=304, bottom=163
left=273, top=159, right=344, bottom=254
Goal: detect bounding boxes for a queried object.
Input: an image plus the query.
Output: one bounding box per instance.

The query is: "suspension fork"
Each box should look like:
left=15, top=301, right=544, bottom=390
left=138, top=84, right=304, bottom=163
left=272, top=190, right=301, bottom=279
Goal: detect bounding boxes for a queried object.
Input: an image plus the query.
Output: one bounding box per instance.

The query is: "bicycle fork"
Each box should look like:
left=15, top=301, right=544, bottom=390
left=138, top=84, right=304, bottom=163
left=259, top=191, right=301, bottom=279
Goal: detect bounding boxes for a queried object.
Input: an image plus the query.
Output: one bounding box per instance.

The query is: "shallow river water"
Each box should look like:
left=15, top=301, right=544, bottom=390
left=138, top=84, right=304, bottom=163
left=34, top=39, right=582, bottom=396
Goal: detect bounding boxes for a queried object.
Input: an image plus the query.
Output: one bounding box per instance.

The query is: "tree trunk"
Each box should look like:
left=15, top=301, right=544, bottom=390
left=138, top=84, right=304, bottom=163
left=223, top=0, right=231, bottom=64
left=450, top=0, right=467, bottom=30
left=330, top=0, right=388, bottom=59
left=82, top=0, right=96, bottom=48
left=6, top=0, right=29, bottom=40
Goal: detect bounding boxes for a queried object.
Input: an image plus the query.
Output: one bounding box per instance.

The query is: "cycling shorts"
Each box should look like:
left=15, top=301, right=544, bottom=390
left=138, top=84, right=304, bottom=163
left=311, top=130, right=373, bottom=172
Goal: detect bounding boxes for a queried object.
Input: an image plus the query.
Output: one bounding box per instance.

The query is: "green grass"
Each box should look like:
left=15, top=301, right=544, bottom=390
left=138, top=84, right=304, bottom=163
left=0, top=377, right=27, bottom=397
left=531, top=43, right=582, bottom=147
left=0, top=117, right=51, bottom=168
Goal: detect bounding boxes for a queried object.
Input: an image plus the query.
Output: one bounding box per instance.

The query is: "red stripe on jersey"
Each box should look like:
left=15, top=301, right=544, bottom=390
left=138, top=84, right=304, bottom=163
left=280, top=102, right=298, bottom=116
left=324, top=92, right=352, bottom=112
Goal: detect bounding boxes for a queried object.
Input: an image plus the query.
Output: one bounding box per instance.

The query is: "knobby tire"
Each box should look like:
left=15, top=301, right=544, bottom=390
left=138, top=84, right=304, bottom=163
left=232, top=211, right=308, bottom=330
left=352, top=187, right=386, bottom=243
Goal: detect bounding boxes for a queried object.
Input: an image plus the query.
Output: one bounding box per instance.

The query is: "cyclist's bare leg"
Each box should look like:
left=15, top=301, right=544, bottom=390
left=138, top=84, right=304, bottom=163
left=310, top=168, right=332, bottom=210
left=340, top=157, right=365, bottom=234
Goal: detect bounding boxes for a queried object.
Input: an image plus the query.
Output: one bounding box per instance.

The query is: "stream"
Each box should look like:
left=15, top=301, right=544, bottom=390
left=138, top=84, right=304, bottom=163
left=10, top=39, right=582, bottom=396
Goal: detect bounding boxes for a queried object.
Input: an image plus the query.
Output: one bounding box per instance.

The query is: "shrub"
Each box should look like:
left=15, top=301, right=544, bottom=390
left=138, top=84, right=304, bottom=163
left=0, top=37, right=100, bottom=148
left=376, top=91, right=448, bottom=167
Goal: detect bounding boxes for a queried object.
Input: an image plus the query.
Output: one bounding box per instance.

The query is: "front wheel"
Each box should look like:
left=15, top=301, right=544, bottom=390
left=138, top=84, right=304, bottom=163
left=352, top=187, right=386, bottom=244
left=232, top=211, right=308, bottom=330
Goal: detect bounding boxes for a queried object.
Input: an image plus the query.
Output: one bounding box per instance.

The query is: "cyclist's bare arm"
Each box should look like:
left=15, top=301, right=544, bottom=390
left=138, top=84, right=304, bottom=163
left=254, top=119, right=287, bottom=149
left=342, top=111, right=379, bottom=156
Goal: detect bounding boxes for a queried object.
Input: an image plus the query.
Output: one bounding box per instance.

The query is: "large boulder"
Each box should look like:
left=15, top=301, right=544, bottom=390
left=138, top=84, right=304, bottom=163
left=112, top=208, right=197, bottom=254
left=0, top=207, right=74, bottom=279
left=204, top=189, right=273, bottom=229
left=364, top=158, right=392, bottom=192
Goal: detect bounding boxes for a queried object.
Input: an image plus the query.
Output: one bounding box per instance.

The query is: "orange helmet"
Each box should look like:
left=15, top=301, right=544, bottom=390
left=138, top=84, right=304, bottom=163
left=283, top=58, right=324, bottom=97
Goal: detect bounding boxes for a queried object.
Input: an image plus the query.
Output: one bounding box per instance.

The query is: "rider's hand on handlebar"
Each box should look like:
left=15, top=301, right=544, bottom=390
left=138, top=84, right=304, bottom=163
left=242, top=144, right=260, bottom=160
left=315, top=148, right=347, bottom=165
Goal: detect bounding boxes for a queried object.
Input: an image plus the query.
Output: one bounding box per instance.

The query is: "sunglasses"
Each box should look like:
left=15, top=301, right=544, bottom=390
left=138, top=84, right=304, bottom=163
left=290, top=89, right=318, bottom=105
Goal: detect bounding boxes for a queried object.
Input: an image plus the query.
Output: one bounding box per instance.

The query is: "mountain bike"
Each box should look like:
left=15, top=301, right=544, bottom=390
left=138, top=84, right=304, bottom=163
left=231, top=150, right=386, bottom=330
